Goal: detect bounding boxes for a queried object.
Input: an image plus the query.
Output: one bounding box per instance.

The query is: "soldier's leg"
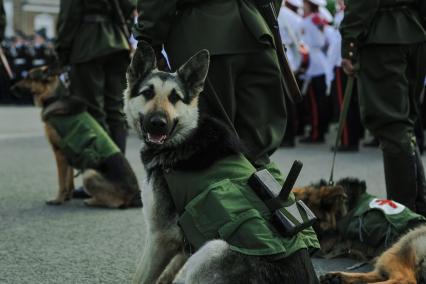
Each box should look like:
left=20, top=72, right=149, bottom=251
left=201, top=49, right=286, bottom=176
left=103, top=51, right=130, bottom=153
left=233, top=47, right=287, bottom=168
left=70, top=59, right=107, bottom=129
left=408, top=43, right=426, bottom=215
left=358, top=44, right=418, bottom=211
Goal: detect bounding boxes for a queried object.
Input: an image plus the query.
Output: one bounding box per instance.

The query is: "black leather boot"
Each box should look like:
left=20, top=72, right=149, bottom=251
left=383, top=151, right=417, bottom=212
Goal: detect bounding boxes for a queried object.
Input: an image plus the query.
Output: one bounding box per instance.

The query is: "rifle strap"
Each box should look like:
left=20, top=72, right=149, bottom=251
left=329, top=75, right=355, bottom=185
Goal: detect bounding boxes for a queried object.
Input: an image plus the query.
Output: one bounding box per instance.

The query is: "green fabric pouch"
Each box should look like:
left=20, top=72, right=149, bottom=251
left=60, top=121, right=100, bottom=169
left=179, top=178, right=290, bottom=256
left=338, top=193, right=426, bottom=248
left=49, top=112, right=120, bottom=169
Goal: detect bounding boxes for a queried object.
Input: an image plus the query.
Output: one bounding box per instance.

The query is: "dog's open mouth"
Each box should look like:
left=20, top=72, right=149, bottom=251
left=146, top=133, right=168, bottom=145
left=144, top=120, right=178, bottom=145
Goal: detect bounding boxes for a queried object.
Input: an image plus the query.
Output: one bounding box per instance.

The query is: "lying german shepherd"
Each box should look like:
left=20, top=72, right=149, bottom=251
left=294, top=178, right=425, bottom=260
left=320, top=225, right=426, bottom=284
left=13, top=66, right=142, bottom=208
left=125, top=43, right=318, bottom=283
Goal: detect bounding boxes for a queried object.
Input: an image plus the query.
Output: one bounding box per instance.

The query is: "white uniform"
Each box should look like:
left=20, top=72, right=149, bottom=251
left=300, top=13, right=328, bottom=79
left=278, top=6, right=303, bottom=72
left=324, top=25, right=341, bottom=84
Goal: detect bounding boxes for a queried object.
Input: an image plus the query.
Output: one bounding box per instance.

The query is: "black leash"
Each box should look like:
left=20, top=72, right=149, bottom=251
left=329, top=74, right=355, bottom=185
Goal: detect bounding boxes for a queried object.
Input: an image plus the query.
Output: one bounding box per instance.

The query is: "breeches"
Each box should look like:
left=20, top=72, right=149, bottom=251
left=357, top=42, right=426, bottom=154
left=70, top=50, right=130, bottom=132
left=199, top=48, right=287, bottom=167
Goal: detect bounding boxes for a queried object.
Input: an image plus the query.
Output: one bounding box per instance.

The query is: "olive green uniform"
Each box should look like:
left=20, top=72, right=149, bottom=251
left=134, top=0, right=287, bottom=167
left=341, top=0, right=426, bottom=214
left=56, top=0, right=135, bottom=153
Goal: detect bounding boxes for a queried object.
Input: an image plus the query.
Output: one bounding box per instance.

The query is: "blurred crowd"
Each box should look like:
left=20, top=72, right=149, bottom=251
left=0, top=28, right=56, bottom=104
left=278, top=0, right=426, bottom=152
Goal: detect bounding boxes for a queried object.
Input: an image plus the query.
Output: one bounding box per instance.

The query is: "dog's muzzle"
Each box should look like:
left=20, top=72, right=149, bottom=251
left=142, top=112, right=173, bottom=145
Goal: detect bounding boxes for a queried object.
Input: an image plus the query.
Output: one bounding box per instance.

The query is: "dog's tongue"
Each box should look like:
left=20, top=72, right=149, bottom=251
left=147, top=133, right=167, bottom=144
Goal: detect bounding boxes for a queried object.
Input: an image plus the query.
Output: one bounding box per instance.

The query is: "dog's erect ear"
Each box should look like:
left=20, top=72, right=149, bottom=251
left=128, top=42, right=157, bottom=81
left=177, top=49, right=210, bottom=98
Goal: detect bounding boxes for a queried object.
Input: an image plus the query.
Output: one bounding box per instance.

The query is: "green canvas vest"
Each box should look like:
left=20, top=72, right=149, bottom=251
left=47, top=112, right=120, bottom=169
left=164, top=154, right=319, bottom=257
left=338, top=192, right=426, bottom=249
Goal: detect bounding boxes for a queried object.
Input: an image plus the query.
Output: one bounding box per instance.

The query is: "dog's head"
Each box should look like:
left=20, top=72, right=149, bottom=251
left=336, top=177, right=367, bottom=211
left=124, top=43, right=210, bottom=147
left=11, top=65, right=61, bottom=106
left=293, top=184, right=348, bottom=236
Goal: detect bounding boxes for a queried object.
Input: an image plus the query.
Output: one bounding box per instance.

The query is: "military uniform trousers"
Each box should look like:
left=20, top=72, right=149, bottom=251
left=193, top=47, right=287, bottom=168
left=357, top=42, right=426, bottom=215
left=70, top=50, right=129, bottom=151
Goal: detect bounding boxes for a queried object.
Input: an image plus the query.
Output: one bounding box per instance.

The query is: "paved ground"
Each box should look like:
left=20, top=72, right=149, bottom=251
left=1, top=106, right=409, bottom=283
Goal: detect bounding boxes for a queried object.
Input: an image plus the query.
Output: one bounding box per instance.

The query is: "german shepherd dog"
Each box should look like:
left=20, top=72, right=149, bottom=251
left=293, top=181, right=349, bottom=237
left=13, top=66, right=142, bottom=208
left=125, top=43, right=318, bottom=283
left=320, top=225, right=426, bottom=284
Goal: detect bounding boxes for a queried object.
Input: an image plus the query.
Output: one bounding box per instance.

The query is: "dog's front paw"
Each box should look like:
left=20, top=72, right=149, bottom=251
left=46, top=199, right=65, bottom=205
left=320, top=273, right=343, bottom=284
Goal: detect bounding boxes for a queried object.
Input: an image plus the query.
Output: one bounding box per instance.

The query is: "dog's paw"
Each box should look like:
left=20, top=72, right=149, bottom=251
left=46, top=199, right=64, bottom=206
left=320, top=273, right=343, bottom=284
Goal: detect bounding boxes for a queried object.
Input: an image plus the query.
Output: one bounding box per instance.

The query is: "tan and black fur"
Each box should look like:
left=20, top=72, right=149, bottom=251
left=125, top=43, right=318, bottom=284
left=13, top=66, right=141, bottom=208
left=321, top=225, right=426, bottom=284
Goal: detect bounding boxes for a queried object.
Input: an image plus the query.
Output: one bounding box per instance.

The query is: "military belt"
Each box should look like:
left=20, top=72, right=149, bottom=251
left=83, top=15, right=110, bottom=23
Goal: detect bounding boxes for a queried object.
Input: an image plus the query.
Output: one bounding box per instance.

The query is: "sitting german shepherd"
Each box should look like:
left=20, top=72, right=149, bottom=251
left=125, top=44, right=318, bottom=283
left=13, top=66, right=142, bottom=208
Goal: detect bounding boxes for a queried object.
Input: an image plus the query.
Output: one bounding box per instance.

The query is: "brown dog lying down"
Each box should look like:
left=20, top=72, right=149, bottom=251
left=293, top=178, right=425, bottom=260
left=13, top=66, right=142, bottom=208
left=320, top=225, right=426, bottom=284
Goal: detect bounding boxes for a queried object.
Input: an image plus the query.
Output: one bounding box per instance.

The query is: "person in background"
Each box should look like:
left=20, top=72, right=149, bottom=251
left=326, top=3, right=363, bottom=152
left=29, top=29, right=55, bottom=69
left=298, top=0, right=329, bottom=143
left=278, top=0, right=304, bottom=147
left=56, top=0, right=136, bottom=198
left=8, top=32, right=33, bottom=104
left=341, top=0, right=426, bottom=216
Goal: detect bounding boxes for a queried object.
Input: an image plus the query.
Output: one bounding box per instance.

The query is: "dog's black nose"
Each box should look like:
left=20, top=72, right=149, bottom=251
left=149, top=116, right=167, bottom=128
left=144, top=112, right=170, bottom=135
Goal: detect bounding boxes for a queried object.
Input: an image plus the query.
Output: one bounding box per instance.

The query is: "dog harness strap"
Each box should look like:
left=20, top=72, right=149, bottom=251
left=48, top=112, right=120, bottom=169
left=164, top=154, right=320, bottom=257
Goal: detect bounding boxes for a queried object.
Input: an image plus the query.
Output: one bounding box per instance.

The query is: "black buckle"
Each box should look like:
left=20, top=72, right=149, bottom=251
left=248, top=161, right=317, bottom=237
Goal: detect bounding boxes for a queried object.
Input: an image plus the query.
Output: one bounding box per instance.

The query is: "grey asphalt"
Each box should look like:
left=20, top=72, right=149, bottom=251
left=1, top=106, right=411, bottom=283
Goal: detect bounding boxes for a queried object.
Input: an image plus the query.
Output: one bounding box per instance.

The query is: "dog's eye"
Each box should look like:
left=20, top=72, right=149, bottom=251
left=141, top=87, right=155, bottom=101
left=168, top=89, right=181, bottom=104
